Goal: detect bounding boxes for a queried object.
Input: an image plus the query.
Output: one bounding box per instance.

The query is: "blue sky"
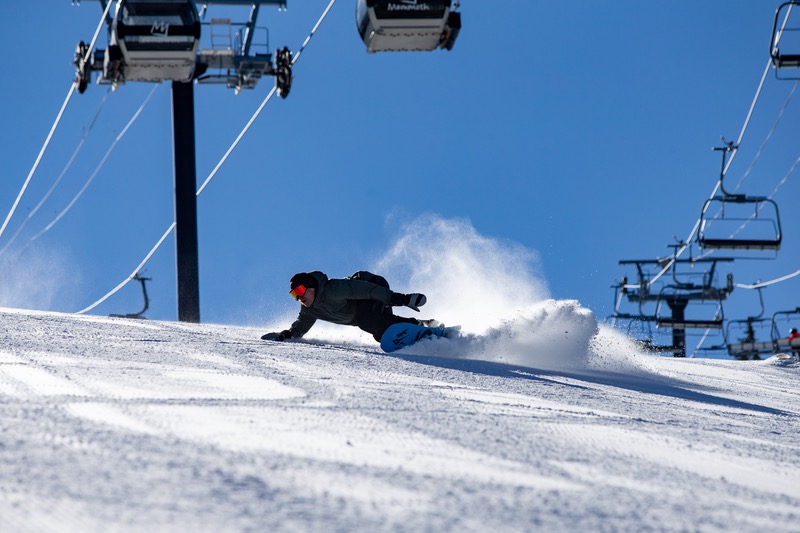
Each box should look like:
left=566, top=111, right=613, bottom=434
left=1, top=2, right=798, bottom=356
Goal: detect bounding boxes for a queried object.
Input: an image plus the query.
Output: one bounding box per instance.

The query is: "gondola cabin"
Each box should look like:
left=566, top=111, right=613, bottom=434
left=103, top=0, right=201, bottom=85
left=356, top=0, right=460, bottom=53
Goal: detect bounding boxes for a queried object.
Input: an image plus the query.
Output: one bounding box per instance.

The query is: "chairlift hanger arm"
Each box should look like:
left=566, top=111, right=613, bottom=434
left=713, top=141, right=738, bottom=196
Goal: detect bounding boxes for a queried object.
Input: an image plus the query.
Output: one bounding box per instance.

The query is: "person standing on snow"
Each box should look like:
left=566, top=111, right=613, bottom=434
left=261, top=271, right=439, bottom=343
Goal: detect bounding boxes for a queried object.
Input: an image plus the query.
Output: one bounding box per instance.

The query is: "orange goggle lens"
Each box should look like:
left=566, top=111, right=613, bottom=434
left=290, top=285, right=307, bottom=300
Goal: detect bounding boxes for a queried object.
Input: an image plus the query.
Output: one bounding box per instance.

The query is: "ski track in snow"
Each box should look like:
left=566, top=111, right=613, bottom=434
left=0, top=307, right=799, bottom=532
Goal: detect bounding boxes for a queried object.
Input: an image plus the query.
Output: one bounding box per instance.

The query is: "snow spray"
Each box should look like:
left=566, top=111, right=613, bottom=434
left=375, top=214, right=599, bottom=369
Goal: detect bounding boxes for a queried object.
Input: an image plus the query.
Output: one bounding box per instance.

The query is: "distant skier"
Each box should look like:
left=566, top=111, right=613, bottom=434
left=788, top=328, right=800, bottom=359
left=261, top=271, right=439, bottom=343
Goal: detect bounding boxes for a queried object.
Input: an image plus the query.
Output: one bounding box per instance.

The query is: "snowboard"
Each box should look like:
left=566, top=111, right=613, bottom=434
left=380, top=323, right=461, bottom=353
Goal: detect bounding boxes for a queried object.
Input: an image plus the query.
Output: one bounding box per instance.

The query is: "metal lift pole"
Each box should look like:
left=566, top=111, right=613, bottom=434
left=172, top=80, right=200, bottom=323
left=667, top=299, right=688, bottom=358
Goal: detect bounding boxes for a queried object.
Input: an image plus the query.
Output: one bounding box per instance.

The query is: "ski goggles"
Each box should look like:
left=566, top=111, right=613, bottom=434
left=289, top=285, right=307, bottom=300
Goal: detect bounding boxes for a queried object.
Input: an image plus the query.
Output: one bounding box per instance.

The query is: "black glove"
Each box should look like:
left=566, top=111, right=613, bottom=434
left=389, top=292, right=427, bottom=312
left=261, top=329, right=292, bottom=341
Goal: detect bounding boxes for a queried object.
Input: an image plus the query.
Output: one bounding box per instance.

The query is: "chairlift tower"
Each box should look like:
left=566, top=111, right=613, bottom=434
left=73, top=0, right=292, bottom=322
left=617, top=257, right=735, bottom=357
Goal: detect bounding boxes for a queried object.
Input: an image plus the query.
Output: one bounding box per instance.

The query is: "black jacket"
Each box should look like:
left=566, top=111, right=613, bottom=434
left=289, top=271, right=393, bottom=338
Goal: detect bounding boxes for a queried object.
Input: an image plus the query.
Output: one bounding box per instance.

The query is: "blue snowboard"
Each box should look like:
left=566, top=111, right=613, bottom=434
left=380, top=323, right=461, bottom=353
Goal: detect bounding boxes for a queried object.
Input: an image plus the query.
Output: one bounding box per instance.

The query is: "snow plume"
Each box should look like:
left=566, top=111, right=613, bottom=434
left=375, top=214, right=598, bottom=369
left=376, top=214, right=549, bottom=332
left=0, top=245, right=78, bottom=311
left=587, top=323, right=651, bottom=372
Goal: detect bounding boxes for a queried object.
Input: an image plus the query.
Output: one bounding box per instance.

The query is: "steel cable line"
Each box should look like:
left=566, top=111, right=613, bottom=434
left=692, top=82, right=800, bottom=294
left=731, top=80, right=798, bottom=194
left=736, top=268, right=800, bottom=290
left=688, top=6, right=799, bottom=268
left=621, top=57, right=786, bottom=355
left=695, top=79, right=799, bottom=251
left=30, top=84, right=159, bottom=245
left=77, top=0, right=339, bottom=315
left=0, top=0, right=114, bottom=242
left=621, top=57, right=775, bottom=293
left=728, top=150, right=800, bottom=291
left=688, top=86, right=800, bottom=355
left=196, top=0, right=338, bottom=196
left=0, top=89, right=111, bottom=259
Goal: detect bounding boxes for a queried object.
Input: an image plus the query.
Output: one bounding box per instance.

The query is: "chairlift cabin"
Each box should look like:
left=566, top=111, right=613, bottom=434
left=771, top=1, right=800, bottom=77
left=356, top=0, right=461, bottom=53
left=102, top=0, right=201, bottom=85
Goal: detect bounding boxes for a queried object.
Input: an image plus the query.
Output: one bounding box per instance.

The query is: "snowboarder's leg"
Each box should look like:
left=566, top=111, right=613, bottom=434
left=354, top=301, right=419, bottom=342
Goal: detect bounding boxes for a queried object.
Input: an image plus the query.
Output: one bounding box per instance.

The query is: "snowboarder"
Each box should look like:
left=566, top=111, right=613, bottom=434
left=261, top=271, right=439, bottom=343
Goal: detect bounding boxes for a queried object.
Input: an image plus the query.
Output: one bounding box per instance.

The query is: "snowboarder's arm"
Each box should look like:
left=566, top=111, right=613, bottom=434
left=261, top=309, right=316, bottom=341
left=328, top=279, right=426, bottom=310
left=289, top=308, right=316, bottom=338
left=389, top=292, right=427, bottom=312
left=327, top=279, right=393, bottom=303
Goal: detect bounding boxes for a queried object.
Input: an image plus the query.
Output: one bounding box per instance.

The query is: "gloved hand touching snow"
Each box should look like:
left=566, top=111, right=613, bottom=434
left=261, top=330, right=292, bottom=341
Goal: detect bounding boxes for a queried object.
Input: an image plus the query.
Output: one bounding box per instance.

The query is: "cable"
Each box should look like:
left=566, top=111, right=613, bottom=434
left=0, top=0, right=114, bottom=242
left=291, top=0, right=338, bottom=66
left=0, top=89, right=111, bottom=258
left=0, top=86, right=76, bottom=241
left=77, top=0, right=339, bottom=315
left=196, top=0, right=338, bottom=197
left=767, top=147, right=800, bottom=200
left=197, top=85, right=277, bottom=197
left=625, top=55, right=777, bottom=294
left=731, top=80, right=798, bottom=194
left=78, top=222, right=176, bottom=314
left=735, top=269, right=800, bottom=290
left=30, top=84, right=159, bottom=244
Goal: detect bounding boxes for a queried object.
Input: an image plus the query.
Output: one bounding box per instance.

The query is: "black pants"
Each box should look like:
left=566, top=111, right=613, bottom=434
left=354, top=301, right=419, bottom=342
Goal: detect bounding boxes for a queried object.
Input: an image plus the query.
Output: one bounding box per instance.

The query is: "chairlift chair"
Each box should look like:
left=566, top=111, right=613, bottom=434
left=698, top=195, right=782, bottom=251
left=771, top=1, right=800, bottom=76
left=696, top=143, right=783, bottom=252
left=725, top=317, right=774, bottom=359
left=771, top=307, right=800, bottom=353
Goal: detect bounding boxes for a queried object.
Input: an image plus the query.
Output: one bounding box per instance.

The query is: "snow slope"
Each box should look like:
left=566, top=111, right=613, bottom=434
left=1, top=307, right=799, bottom=532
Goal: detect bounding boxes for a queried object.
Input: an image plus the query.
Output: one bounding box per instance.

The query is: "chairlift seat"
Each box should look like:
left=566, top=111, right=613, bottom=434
left=727, top=341, right=775, bottom=353
left=698, top=195, right=782, bottom=252
left=772, top=53, right=800, bottom=68
left=656, top=318, right=722, bottom=329
left=697, top=237, right=782, bottom=251
left=656, top=319, right=723, bottom=330
left=775, top=338, right=800, bottom=351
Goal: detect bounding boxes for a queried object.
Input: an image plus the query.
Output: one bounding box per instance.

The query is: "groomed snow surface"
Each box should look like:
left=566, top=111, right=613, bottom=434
left=1, top=305, right=799, bottom=533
